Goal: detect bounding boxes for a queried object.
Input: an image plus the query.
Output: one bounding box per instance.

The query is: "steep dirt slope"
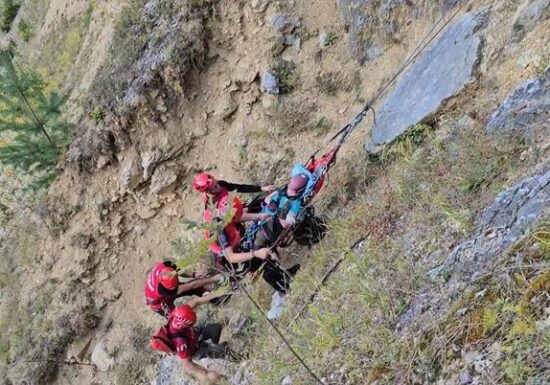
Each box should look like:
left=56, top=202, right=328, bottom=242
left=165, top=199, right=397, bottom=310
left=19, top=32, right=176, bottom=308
left=2, top=0, right=549, bottom=384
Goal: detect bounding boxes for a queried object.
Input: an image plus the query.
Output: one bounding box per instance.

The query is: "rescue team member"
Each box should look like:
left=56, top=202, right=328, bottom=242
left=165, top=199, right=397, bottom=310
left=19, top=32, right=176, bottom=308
left=192, top=172, right=275, bottom=203
left=212, top=196, right=299, bottom=294
left=150, top=293, right=227, bottom=384
left=145, top=261, right=222, bottom=317
left=193, top=172, right=275, bottom=214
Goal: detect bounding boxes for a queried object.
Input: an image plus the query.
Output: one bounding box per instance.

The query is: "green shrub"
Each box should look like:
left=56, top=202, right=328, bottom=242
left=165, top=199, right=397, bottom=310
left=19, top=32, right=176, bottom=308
left=0, top=51, right=72, bottom=189
left=0, top=0, right=20, bottom=33
left=90, top=106, right=105, bottom=123
left=272, top=59, right=297, bottom=94
left=17, top=18, right=31, bottom=41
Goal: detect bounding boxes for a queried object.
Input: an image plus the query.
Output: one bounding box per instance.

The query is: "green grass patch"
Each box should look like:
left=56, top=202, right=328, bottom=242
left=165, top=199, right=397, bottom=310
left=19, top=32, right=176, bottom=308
left=0, top=0, right=20, bottom=32
left=39, top=3, right=94, bottom=92
left=16, top=18, right=32, bottom=41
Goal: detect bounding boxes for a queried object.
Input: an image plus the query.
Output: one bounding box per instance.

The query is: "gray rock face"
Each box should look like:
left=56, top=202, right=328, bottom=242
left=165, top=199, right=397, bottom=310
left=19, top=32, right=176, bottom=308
left=271, top=15, right=300, bottom=34
left=486, top=67, right=549, bottom=133
left=119, top=155, right=143, bottom=192
left=429, top=165, right=550, bottom=280
left=262, top=70, right=280, bottom=94
left=338, top=0, right=375, bottom=63
left=153, top=356, right=187, bottom=385
left=142, top=149, right=163, bottom=181
left=512, top=0, right=549, bottom=42
left=267, top=291, right=285, bottom=320
left=150, top=164, right=178, bottom=195
left=366, top=11, right=486, bottom=152
left=91, top=340, right=115, bottom=372
left=459, top=371, right=473, bottom=385
left=153, top=356, right=228, bottom=385
left=338, top=0, right=414, bottom=63
left=281, top=375, right=293, bottom=385
left=398, top=164, right=550, bottom=331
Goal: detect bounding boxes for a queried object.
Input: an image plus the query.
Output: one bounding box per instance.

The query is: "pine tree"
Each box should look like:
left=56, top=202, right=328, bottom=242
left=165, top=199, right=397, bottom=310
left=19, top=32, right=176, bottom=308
left=0, top=50, right=71, bottom=189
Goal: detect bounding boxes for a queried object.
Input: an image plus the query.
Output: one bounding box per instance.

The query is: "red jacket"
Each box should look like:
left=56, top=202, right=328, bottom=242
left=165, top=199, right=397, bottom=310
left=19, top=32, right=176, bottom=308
left=144, top=262, right=177, bottom=315
left=203, top=192, right=243, bottom=255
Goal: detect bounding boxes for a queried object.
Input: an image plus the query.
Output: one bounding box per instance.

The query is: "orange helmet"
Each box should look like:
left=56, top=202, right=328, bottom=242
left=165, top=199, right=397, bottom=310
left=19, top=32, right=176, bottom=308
left=193, top=173, right=216, bottom=193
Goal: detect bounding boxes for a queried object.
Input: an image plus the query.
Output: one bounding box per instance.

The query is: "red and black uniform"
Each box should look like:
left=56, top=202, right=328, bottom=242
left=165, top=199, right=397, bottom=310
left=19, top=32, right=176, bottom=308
left=167, top=322, right=199, bottom=360
left=144, top=262, right=206, bottom=317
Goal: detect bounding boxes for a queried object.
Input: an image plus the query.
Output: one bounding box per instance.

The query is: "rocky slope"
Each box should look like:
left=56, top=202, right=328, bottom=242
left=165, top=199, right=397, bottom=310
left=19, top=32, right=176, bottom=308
left=0, top=0, right=549, bottom=385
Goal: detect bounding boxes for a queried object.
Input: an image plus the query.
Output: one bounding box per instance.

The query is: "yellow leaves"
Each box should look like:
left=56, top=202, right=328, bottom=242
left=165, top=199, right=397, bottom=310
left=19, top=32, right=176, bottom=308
left=13, top=116, right=25, bottom=125
left=482, top=308, right=499, bottom=334
left=0, top=140, right=9, bottom=148
left=508, top=318, right=535, bottom=337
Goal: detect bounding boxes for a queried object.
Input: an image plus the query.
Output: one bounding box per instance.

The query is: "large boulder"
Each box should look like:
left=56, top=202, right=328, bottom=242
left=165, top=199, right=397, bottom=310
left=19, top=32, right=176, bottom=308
left=119, top=155, right=143, bottom=193
left=149, top=164, right=178, bottom=195
left=366, top=11, right=486, bottom=152
left=486, top=66, right=549, bottom=133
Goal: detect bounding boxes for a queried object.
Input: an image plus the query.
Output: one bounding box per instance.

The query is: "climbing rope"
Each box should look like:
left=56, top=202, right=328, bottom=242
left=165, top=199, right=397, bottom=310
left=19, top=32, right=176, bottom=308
left=193, top=2, right=476, bottom=383
left=267, top=1, right=472, bottom=250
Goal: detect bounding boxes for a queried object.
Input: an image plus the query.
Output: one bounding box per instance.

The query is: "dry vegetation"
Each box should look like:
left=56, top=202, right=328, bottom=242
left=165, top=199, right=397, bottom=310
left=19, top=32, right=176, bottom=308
left=1, top=0, right=549, bottom=384
left=235, top=109, right=547, bottom=384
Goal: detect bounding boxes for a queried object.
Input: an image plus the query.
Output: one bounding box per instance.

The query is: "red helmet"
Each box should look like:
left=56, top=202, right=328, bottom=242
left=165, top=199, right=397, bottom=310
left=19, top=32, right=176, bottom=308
left=193, top=173, right=216, bottom=193
left=159, top=266, right=178, bottom=290
left=171, top=305, right=197, bottom=328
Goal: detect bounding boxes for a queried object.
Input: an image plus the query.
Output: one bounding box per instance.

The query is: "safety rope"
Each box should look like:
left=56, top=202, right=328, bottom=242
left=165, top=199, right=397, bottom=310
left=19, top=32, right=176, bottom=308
left=267, top=1, right=471, bottom=250
left=196, top=261, right=325, bottom=384
left=188, top=2, right=476, bottom=382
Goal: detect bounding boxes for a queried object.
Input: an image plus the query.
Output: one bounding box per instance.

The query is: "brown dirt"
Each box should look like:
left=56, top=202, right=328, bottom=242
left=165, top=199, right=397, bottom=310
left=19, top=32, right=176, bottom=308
left=10, top=0, right=549, bottom=384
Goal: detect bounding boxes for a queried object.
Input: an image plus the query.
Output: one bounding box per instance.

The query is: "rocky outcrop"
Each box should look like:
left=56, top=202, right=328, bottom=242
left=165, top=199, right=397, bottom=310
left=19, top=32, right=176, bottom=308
left=366, top=11, right=486, bottom=152
left=91, top=339, right=115, bottom=372
left=149, top=165, right=178, bottom=195
left=486, top=66, right=549, bottom=133
left=511, top=0, right=549, bottom=42
left=338, top=0, right=413, bottom=63
left=397, top=163, right=550, bottom=331
left=119, top=155, right=143, bottom=193
left=429, top=164, right=550, bottom=280
left=262, top=70, right=280, bottom=94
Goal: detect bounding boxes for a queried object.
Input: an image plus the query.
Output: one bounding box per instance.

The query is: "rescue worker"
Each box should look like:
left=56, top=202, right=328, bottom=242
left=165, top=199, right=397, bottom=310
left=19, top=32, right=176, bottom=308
left=192, top=172, right=274, bottom=201
left=145, top=261, right=223, bottom=317
left=150, top=293, right=228, bottom=384
left=211, top=195, right=299, bottom=294
left=192, top=172, right=274, bottom=214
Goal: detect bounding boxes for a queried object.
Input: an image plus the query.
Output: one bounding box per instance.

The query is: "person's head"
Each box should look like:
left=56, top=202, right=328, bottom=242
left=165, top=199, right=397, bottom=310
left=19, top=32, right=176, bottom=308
left=192, top=173, right=218, bottom=194
left=159, top=265, right=178, bottom=291
left=170, top=305, right=197, bottom=330
left=287, top=174, right=308, bottom=197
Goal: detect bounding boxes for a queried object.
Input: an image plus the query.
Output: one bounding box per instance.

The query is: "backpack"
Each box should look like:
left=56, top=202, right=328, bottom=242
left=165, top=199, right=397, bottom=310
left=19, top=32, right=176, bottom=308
left=150, top=326, right=175, bottom=355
